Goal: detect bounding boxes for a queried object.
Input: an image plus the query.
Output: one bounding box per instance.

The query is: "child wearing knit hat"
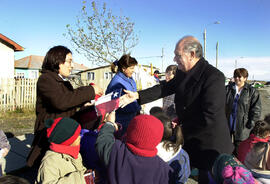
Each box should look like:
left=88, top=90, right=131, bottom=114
left=212, top=154, right=260, bottom=184
left=36, top=117, right=87, bottom=184
left=95, top=111, right=173, bottom=184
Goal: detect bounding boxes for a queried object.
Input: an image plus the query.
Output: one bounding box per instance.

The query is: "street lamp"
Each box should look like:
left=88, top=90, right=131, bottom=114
left=235, top=57, right=244, bottom=69
left=203, top=21, right=220, bottom=59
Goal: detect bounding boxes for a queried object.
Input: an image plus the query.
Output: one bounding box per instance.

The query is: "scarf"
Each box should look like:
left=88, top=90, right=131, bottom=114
left=50, top=142, right=80, bottom=159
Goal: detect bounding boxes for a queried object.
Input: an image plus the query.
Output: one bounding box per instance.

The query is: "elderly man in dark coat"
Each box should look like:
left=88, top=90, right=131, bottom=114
left=121, top=36, right=234, bottom=183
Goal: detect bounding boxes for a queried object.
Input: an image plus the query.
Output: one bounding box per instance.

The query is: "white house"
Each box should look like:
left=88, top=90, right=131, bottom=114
left=0, top=33, right=24, bottom=78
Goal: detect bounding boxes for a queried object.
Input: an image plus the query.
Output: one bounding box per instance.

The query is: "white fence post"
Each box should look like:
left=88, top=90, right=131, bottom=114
left=0, top=78, right=37, bottom=111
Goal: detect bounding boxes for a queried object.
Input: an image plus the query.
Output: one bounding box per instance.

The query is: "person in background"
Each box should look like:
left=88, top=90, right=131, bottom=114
left=36, top=117, right=86, bottom=184
left=95, top=112, right=173, bottom=184
left=106, top=54, right=141, bottom=135
left=149, top=106, right=163, bottom=115
left=27, top=45, right=103, bottom=168
left=153, top=70, right=161, bottom=82
left=154, top=112, right=191, bottom=184
left=121, top=35, right=234, bottom=183
left=163, top=65, right=178, bottom=120
left=264, top=114, right=270, bottom=123
left=225, top=68, right=261, bottom=155
left=0, top=130, right=10, bottom=176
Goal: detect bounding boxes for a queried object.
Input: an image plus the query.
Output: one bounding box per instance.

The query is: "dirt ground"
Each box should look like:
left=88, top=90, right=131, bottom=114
left=260, top=87, right=270, bottom=118
left=0, top=110, right=35, bottom=137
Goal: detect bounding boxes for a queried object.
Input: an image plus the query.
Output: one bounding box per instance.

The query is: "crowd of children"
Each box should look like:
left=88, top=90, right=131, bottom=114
left=1, top=107, right=270, bottom=183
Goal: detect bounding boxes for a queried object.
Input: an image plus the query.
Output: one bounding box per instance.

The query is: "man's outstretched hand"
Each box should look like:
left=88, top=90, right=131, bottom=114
left=119, top=90, right=139, bottom=108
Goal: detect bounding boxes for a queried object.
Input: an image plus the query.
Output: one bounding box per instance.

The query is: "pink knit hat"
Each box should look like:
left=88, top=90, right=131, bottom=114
left=213, top=154, right=256, bottom=184
left=126, top=115, right=164, bottom=157
left=222, top=165, right=255, bottom=184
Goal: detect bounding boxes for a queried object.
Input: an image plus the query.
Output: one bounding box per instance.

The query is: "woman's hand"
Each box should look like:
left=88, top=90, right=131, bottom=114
left=92, top=84, right=104, bottom=96
left=84, top=102, right=94, bottom=106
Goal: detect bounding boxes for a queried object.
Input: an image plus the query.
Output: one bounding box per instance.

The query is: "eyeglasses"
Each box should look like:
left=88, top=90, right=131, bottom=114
left=233, top=75, right=242, bottom=78
left=174, top=54, right=182, bottom=59
left=65, top=59, right=73, bottom=66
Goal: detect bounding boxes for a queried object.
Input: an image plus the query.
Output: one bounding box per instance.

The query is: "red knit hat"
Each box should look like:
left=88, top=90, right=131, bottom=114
left=126, top=114, right=164, bottom=157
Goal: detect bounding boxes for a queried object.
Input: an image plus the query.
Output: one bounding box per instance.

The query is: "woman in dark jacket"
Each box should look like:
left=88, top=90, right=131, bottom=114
left=105, top=54, right=141, bottom=135
left=27, top=45, right=103, bottom=167
left=225, top=68, right=261, bottom=154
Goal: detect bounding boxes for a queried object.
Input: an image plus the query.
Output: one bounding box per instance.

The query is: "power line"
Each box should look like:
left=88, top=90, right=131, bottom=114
left=137, top=55, right=162, bottom=59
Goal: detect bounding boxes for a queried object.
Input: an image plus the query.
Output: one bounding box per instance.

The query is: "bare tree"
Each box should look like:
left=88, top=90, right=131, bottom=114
left=65, top=0, right=139, bottom=65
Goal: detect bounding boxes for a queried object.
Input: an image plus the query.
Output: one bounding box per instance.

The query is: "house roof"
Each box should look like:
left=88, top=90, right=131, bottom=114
left=76, top=64, right=159, bottom=74
left=0, top=33, right=24, bottom=51
left=15, top=55, right=89, bottom=71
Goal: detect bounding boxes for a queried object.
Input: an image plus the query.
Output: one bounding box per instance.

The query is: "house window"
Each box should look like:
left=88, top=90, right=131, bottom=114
left=104, top=72, right=113, bottom=80
left=87, top=72, right=95, bottom=80
left=104, top=72, right=109, bottom=79
left=30, top=71, right=38, bottom=79
left=15, top=73, right=25, bottom=79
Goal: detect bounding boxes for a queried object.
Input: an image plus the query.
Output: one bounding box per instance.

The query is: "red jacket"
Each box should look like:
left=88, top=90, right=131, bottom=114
left=237, top=134, right=270, bottom=163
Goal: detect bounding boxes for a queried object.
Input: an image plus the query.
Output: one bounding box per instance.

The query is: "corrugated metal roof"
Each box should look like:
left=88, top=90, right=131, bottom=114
left=0, top=33, right=24, bottom=51
left=15, top=55, right=89, bottom=71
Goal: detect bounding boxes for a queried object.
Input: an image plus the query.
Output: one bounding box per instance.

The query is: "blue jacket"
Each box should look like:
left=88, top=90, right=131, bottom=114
left=168, top=149, right=190, bottom=184
left=157, top=143, right=191, bottom=184
left=106, top=72, right=141, bottom=133
left=80, top=129, right=101, bottom=170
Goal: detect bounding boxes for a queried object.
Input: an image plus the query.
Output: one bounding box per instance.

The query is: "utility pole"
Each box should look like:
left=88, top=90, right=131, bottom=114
left=203, top=29, right=206, bottom=58
left=203, top=21, right=220, bottom=59
left=162, top=48, right=164, bottom=72
left=216, top=41, right=218, bottom=68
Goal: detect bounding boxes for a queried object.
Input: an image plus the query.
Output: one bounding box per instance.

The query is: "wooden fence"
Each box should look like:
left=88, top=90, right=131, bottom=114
left=0, top=78, right=37, bottom=111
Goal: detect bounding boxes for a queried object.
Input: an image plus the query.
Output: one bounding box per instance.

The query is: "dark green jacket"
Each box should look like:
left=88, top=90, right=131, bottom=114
left=225, top=82, right=261, bottom=141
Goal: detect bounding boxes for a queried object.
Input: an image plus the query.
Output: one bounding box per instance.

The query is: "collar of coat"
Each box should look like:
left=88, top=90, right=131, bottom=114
left=42, top=70, right=66, bottom=82
left=180, top=57, right=208, bottom=81
left=117, top=71, right=134, bottom=81
left=228, top=82, right=250, bottom=91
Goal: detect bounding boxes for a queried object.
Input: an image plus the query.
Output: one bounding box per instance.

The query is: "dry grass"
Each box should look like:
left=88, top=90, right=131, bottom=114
left=0, top=108, right=35, bottom=137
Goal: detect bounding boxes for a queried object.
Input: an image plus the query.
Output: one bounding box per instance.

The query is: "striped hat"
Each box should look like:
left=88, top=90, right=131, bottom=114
left=45, top=117, right=81, bottom=145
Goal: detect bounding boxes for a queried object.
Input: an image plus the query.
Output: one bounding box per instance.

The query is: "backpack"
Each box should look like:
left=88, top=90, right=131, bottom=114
left=244, top=142, right=270, bottom=171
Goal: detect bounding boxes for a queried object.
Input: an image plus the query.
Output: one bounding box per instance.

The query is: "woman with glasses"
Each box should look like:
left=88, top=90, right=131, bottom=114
left=27, top=45, right=103, bottom=169
left=225, top=68, right=261, bottom=155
